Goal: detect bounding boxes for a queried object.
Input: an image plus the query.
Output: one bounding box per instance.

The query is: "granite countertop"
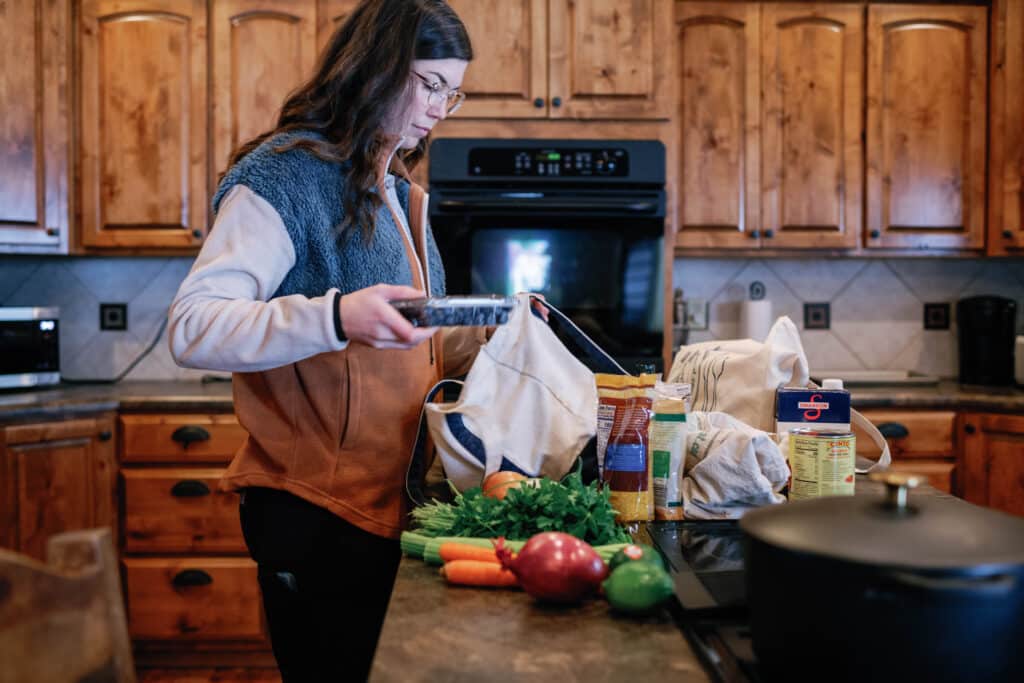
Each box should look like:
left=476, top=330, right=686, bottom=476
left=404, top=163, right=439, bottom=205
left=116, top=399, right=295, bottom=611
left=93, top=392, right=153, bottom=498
left=369, top=551, right=710, bottom=683
left=0, top=379, right=1021, bottom=425
left=0, top=380, right=235, bottom=423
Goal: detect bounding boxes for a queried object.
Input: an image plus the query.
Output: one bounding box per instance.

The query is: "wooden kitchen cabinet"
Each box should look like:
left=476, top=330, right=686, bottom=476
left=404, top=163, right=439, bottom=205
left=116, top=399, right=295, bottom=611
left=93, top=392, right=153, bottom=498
left=674, top=2, right=863, bottom=250
left=865, top=4, right=987, bottom=251
left=989, top=0, right=1024, bottom=256
left=959, top=413, right=1024, bottom=517
left=0, top=416, right=117, bottom=561
left=118, top=412, right=271, bottom=662
left=445, top=0, right=672, bottom=120
left=0, top=0, right=71, bottom=253
left=210, top=1, right=318, bottom=189
left=857, top=410, right=957, bottom=495
left=79, top=0, right=208, bottom=249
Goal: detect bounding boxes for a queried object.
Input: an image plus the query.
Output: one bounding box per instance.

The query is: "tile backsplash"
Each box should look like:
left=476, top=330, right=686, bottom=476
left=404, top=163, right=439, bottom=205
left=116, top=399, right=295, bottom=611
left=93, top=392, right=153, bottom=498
left=673, top=258, right=1024, bottom=379
left=1, top=255, right=1021, bottom=381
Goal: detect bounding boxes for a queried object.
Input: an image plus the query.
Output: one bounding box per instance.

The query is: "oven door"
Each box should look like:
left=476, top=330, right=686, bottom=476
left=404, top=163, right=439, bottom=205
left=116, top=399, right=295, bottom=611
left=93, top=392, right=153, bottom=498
left=430, top=188, right=665, bottom=372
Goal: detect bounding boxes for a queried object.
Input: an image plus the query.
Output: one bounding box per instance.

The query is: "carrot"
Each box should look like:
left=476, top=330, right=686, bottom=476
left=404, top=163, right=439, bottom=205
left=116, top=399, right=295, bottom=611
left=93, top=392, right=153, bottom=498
left=440, top=560, right=519, bottom=588
left=438, top=542, right=502, bottom=564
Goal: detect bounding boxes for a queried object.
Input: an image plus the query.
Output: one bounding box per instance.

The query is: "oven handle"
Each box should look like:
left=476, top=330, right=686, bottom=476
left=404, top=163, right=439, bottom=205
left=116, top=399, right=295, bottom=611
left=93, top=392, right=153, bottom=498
left=437, top=197, right=659, bottom=214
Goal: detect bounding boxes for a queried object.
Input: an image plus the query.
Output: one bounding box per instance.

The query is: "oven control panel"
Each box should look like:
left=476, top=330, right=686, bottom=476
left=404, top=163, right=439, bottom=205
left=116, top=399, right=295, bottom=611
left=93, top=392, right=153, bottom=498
left=468, top=147, right=629, bottom=177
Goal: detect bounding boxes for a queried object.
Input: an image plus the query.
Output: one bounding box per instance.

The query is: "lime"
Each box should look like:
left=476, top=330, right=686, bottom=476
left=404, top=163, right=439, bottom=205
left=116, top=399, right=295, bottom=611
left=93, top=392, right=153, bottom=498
left=603, top=561, right=674, bottom=614
left=607, top=543, right=666, bottom=573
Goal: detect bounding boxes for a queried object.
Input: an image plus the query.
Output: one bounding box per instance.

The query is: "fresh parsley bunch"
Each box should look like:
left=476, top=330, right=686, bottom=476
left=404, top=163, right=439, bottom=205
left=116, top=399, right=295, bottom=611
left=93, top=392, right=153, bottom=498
left=410, top=469, right=631, bottom=546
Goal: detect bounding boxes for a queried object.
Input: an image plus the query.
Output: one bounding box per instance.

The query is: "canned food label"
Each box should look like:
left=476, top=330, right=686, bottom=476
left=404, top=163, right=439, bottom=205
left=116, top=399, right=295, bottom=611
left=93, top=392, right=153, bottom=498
left=789, top=431, right=856, bottom=499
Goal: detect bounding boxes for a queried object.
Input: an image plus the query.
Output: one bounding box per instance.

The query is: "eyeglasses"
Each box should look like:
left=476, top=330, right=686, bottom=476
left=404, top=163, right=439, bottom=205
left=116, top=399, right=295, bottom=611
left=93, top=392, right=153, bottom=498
left=413, top=71, right=465, bottom=115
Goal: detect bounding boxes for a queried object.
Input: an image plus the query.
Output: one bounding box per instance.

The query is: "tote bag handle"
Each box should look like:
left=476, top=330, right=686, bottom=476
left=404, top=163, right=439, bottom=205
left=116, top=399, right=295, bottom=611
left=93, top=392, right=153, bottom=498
left=852, top=408, right=892, bottom=473
left=406, top=379, right=464, bottom=506
left=531, top=296, right=628, bottom=375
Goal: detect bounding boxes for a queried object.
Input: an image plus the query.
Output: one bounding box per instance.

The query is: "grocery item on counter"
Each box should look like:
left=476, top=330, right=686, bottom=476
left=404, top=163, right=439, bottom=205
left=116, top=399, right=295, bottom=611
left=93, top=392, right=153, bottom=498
left=607, top=544, right=666, bottom=573
left=441, top=560, right=519, bottom=587
left=391, top=294, right=516, bottom=327
left=596, top=373, right=657, bottom=522
left=649, top=398, right=688, bottom=520
left=496, top=532, right=608, bottom=603
left=788, top=428, right=856, bottom=499
left=603, top=560, right=674, bottom=615
left=775, top=380, right=852, bottom=437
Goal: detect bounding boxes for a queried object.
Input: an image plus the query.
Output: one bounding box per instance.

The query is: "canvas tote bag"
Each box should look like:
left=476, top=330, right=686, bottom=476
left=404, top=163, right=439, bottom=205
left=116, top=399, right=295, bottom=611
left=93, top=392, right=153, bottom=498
left=406, top=294, right=626, bottom=501
left=666, top=317, right=891, bottom=473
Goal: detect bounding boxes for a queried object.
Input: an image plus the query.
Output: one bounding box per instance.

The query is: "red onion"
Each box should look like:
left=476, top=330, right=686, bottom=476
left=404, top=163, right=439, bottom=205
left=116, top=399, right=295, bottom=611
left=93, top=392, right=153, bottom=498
left=495, top=532, right=608, bottom=603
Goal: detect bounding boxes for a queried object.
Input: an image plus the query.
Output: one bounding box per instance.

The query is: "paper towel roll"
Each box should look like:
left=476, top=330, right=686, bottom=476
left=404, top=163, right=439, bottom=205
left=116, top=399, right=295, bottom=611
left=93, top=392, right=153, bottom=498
left=739, top=300, right=773, bottom=341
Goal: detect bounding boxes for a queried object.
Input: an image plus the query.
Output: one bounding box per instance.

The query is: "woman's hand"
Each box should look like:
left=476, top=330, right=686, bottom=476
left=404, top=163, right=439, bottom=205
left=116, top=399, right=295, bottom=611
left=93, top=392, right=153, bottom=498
left=527, top=293, right=549, bottom=322
left=338, top=284, right=437, bottom=349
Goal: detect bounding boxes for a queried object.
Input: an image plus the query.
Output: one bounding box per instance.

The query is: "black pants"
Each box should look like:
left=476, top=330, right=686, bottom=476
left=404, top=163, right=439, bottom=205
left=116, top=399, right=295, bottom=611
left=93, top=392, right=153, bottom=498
left=239, top=487, right=401, bottom=683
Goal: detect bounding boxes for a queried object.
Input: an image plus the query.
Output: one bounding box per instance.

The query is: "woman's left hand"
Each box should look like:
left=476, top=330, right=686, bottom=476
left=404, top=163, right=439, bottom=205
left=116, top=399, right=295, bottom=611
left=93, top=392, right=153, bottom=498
left=527, top=293, right=549, bottom=322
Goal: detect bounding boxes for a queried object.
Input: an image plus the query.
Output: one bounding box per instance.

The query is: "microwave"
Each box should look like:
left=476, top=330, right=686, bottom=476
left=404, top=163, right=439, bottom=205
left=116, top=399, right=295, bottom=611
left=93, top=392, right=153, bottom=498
left=0, top=307, right=60, bottom=389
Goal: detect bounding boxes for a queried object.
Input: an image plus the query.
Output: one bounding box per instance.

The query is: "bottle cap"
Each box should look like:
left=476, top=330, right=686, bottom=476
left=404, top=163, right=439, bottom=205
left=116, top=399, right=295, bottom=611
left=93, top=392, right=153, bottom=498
left=821, top=378, right=844, bottom=390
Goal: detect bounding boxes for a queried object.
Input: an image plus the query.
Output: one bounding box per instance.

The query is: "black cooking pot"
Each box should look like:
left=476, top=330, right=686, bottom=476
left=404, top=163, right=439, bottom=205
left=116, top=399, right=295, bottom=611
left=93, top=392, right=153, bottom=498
left=740, top=473, right=1024, bottom=683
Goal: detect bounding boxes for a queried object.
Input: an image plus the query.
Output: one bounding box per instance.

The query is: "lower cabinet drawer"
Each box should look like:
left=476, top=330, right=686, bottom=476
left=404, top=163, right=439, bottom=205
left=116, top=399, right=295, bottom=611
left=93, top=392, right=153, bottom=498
left=885, top=460, right=956, bottom=495
left=123, top=468, right=245, bottom=554
left=124, top=557, right=265, bottom=641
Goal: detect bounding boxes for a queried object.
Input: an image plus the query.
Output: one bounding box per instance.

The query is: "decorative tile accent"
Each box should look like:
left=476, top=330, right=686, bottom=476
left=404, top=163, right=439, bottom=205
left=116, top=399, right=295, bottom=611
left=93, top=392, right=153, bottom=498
left=62, top=329, right=147, bottom=381
left=128, top=258, right=194, bottom=344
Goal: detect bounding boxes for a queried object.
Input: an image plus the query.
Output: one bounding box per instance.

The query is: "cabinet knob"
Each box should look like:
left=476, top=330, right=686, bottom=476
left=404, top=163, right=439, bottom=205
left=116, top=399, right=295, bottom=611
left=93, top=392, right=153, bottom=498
left=870, top=229, right=881, bottom=239
left=763, top=229, right=775, bottom=239
left=964, top=423, right=976, bottom=435
left=172, top=569, right=213, bottom=588
left=98, top=430, right=112, bottom=442
left=533, top=97, right=544, bottom=108
left=170, top=480, right=211, bottom=497
left=877, top=422, right=909, bottom=440
left=191, top=229, right=203, bottom=239
left=749, top=230, right=760, bottom=239
left=1003, top=230, right=1014, bottom=239
left=551, top=96, right=562, bottom=108
left=171, top=425, right=210, bottom=449
left=46, top=227, right=59, bottom=237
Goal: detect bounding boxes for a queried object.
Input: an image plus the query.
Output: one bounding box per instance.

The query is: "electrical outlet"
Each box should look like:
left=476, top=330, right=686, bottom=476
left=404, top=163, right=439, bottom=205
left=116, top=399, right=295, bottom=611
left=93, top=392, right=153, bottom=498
left=924, top=302, right=950, bottom=330
left=804, top=302, right=830, bottom=330
left=681, top=298, right=709, bottom=330
left=100, top=303, right=128, bottom=331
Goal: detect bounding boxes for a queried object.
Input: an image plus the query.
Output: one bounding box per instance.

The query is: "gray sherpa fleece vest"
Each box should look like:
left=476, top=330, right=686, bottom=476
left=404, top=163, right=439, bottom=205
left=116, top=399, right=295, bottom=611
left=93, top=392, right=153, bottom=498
left=212, top=131, right=446, bottom=300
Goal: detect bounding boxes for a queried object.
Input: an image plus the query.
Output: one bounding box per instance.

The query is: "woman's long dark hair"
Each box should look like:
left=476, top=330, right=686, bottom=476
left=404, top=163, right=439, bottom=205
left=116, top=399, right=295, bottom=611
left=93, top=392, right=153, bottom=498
left=225, top=0, right=472, bottom=240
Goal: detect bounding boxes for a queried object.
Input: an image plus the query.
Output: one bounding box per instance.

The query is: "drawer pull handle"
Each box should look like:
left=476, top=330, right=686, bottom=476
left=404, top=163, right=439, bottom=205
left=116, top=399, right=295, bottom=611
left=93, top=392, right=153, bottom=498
left=877, top=422, right=909, bottom=440
left=170, top=480, right=211, bottom=497
left=171, top=425, right=210, bottom=449
left=172, top=569, right=213, bottom=588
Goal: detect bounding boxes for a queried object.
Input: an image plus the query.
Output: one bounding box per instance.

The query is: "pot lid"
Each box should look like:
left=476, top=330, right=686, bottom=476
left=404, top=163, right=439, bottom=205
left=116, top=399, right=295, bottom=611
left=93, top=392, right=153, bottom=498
left=740, top=473, right=1024, bottom=573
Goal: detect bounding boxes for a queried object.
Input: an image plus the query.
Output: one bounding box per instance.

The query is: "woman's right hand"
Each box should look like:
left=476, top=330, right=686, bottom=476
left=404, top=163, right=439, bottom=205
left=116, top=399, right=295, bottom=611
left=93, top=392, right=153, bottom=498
left=338, top=284, right=437, bottom=349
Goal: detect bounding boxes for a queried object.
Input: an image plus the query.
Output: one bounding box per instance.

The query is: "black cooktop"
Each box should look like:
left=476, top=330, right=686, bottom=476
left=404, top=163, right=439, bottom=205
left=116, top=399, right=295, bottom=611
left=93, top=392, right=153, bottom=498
left=647, top=521, right=761, bottom=683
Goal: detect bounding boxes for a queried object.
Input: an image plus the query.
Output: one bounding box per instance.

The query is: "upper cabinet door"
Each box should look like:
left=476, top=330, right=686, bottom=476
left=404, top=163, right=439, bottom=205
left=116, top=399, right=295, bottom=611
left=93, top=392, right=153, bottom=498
left=210, top=1, right=317, bottom=190
left=549, top=0, right=672, bottom=119
left=989, top=0, right=1024, bottom=256
left=316, top=0, right=360, bottom=52
left=448, top=0, right=547, bottom=118
left=0, top=0, right=70, bottom=253
left=866, top=4, right=987, bottom=251
left=79, top=0, right=208, bottom=249
left=674, top=2, right=760, bottom=248
left=762, top=4, right=863, bottom=250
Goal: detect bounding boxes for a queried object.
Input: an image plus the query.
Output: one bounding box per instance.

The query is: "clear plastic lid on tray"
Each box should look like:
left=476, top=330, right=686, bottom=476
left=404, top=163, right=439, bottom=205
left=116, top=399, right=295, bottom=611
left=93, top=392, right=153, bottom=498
left=391, top=295, right=517, bottom=327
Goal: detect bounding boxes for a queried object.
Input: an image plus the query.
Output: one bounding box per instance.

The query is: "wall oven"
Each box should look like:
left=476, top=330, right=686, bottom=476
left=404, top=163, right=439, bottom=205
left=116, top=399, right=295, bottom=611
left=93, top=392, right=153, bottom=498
left=428, top=138, right=666, bottom=372
left=0, top=307, right=60, bottom=389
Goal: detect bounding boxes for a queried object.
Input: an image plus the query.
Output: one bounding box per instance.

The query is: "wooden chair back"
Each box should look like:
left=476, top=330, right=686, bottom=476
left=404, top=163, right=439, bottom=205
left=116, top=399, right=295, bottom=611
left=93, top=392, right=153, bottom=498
left=0, top=528, right=135, bottom=683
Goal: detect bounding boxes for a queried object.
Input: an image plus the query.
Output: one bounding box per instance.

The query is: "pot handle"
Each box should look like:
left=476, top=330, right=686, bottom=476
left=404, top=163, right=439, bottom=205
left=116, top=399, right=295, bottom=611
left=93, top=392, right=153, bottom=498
left=883, top=570, right=1017, bottom=598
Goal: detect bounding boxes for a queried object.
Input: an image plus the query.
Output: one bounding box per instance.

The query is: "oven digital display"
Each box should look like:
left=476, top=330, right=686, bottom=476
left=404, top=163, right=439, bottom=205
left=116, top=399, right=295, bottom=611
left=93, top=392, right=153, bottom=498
left=468, top=147, right=629, bottom=177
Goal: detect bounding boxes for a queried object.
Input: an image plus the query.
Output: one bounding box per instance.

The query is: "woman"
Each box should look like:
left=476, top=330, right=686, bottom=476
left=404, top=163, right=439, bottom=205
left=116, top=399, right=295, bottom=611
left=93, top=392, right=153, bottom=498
left=168, top=1, right=473, bottom=679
